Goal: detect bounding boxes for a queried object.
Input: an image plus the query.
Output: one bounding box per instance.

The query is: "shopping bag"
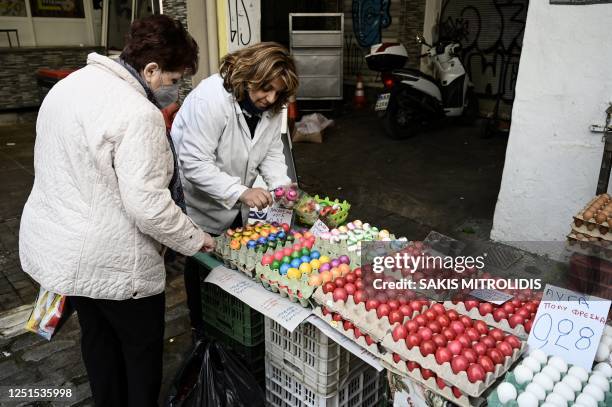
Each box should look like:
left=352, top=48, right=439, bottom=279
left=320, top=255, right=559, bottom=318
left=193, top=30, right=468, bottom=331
left=24, top=287, right=73, bottom=340
left=166, top=340, right=264, bottom=407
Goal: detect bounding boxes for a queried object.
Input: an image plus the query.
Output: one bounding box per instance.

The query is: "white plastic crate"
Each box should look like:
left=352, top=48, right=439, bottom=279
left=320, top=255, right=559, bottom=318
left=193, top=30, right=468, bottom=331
left=265, top=355, right=387, bottom=407
left=265, top=317, right=352, bottom=396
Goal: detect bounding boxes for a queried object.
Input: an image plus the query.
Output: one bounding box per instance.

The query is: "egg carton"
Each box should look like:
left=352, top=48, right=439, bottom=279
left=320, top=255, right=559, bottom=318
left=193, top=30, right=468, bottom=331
left=442, top=301, right=530, bottom=339
left=573, top=194, right=612, bottom=231
left=311, top=240, right=362, bottom=265
left=567, top=233, right=612, bottom=259
left=572, top=223, right=612, bottom=241
left=381, top=356, right=485, bottom=407
left=312, top=306, right=386, bottom=359
left=254, top=263, right=315, bottom=307
left=380, top=333, right=526, bottom=397
left=312, top=290, right=427, bottom=342
left=488, top=358, right=612, bottom=407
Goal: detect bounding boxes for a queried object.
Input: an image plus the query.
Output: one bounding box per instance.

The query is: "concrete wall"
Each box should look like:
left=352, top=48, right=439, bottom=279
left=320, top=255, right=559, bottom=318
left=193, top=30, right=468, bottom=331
left=491, top=2, right=612, bottom=251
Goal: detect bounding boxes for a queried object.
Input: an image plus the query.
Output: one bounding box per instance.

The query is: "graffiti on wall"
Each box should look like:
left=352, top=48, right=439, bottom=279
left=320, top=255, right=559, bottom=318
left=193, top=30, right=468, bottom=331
left=352, top=0, right=392, bottom=47
left=440, top=0, right=528, bottom=103
left=226, top=0, right=260, bottom=52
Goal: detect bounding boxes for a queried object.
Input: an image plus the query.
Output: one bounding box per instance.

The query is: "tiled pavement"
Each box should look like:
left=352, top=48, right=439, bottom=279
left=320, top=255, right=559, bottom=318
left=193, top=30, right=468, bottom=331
left=0, top=123, right=38, bottom=313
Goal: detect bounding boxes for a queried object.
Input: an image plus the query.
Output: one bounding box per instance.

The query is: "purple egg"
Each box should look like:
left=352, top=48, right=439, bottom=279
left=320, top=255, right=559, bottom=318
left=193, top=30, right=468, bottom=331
left=319, top=263, right=331, bottom=272
left=330, top=259, right=341, bottom=268
left=339, top=255, right=350, bottom=265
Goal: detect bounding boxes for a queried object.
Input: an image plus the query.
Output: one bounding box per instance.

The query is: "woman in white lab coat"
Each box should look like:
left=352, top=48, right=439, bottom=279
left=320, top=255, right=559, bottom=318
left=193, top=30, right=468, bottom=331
left=171, top=42, right=299, bottom=337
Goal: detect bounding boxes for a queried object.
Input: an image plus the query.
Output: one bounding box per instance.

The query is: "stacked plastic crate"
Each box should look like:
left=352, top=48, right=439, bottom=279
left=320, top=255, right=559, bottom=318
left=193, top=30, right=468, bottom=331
left=264, top=317, right=387, bottom=407
left=200, top=276, right=266, bottom=387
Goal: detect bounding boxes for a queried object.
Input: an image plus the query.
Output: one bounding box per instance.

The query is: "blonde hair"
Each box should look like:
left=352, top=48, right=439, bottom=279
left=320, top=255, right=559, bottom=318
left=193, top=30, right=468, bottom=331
left=219, top=42, right=299, bottom=113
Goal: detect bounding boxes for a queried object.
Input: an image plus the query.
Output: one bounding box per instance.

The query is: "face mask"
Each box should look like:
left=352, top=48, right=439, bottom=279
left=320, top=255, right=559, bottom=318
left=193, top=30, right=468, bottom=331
left=154, top=82, right=179, bottom=108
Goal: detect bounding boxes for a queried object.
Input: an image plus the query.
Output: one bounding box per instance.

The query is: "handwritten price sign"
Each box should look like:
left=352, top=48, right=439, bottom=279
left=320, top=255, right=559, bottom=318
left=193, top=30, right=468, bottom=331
left=527, top=284, right=611, bottom=370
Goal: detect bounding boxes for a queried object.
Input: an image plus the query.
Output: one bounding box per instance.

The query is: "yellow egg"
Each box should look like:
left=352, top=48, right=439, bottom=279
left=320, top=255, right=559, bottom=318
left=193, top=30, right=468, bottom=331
left=287, top=268, right=301, bottom=279
left=251, top=233, right=260, bottom=240
left=310, top=259, right=321, bottom=270
left=230, top=239, right=241, bottom=250
left=320, top=271, right=332, bottom=283
left=260, top=230, right=269, bottom=237
left=242, top=230, right=252, bottom=237
left=308, top=274, right=322, bottom=286
left=299, top=263, right=312, bottom=274
left=241, top=236, right=250, bottom=244
left=319, top=255, right=331, bottom=264
left=331, top=267, right=342, bottom=279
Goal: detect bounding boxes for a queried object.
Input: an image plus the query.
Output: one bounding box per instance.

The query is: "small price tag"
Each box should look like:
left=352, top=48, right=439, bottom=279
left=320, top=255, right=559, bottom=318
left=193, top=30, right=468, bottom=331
left=309, top=219, right=330, bottom=237
left=470, top=289, right=513, bottom=305
left=265, top=204, right=293, bottom=225
left=527, top=284, right=611, bottom=371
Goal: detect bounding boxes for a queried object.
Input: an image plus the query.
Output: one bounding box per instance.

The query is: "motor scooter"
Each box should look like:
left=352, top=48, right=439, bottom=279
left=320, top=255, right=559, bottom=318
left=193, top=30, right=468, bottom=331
left=365, top=34, right=478, bottom=139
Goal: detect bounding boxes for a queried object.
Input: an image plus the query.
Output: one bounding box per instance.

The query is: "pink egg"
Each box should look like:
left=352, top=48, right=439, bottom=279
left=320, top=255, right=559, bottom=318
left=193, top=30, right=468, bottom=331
left=304, top=240, right=315, bottom=249
left=283, top=247, right=293, bottom=256
left=274, top=252, right=284, bottom=261
left=339, top=255, right=350, bottom=265
left=261, top=255, right=273, bottom=265
left=293, top=244, right=302, bottom=252
left=319, top=263, right=331, bottom=272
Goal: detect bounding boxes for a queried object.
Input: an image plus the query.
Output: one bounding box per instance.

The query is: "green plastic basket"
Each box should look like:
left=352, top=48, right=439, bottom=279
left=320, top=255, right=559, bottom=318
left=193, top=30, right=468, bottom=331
left=294, top=194, right=351, bottom=227
left=199, top=275, right=265, bottom=346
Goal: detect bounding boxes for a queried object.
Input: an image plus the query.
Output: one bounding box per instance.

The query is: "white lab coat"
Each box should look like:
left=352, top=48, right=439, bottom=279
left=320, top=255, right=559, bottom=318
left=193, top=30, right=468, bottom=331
left=171, top=74, right=291, bottom=234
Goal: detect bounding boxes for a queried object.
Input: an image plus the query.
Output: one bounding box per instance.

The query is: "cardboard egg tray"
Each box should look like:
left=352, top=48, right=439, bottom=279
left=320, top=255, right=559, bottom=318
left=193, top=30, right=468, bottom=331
left=572, top=224, right=612, bottom=241
left=312, top=290, right=427, bottom=342
left=380, top=333, right=526, bottom=397
left=487, top=361, right=612, bottom=407
left=254, top=263, right=315, bottom=307
left=443, top=301, right=529, bottom=339
left=573, top=194, right=612, bottom=233
left=567, top=232, right=612, bottom=258
left=312, top=239, right=362, bottom=265
left=381, top=357, right=485, bottom=407
left=212, top=235, right=261, bottom=278
left=313, top=306, right=386, bottom=359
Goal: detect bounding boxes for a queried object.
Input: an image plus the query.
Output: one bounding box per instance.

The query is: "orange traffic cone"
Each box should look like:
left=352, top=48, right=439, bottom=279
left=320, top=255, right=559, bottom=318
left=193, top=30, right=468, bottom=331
left=353, top=74, right=366, bottom=109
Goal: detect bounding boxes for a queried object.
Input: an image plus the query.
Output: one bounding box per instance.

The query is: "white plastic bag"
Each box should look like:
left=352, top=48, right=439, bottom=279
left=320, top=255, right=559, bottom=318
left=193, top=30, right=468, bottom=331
left=293, top=113, right=334, bottom=143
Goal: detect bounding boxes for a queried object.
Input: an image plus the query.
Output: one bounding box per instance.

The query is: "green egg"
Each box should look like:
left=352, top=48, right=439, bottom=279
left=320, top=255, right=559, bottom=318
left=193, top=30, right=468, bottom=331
left=300, top=247, right=310, bottom=256
left=290, top=251, right=301, bottom=259
left=286, top=235, right=295, bottom=242
left=271, top=260, right=281, bottom=270
left=282, top=256, right=292, bottom=264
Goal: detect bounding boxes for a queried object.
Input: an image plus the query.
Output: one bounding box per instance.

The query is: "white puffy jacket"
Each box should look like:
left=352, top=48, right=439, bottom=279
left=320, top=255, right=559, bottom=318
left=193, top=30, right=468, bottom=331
left=19, top=53, right=206, bottom=300
left=171, top=74, right=291, bottom=235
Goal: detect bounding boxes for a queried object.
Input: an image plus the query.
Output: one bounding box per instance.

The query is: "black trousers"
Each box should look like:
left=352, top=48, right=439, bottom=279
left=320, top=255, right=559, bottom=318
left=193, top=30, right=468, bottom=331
left=185, top=214, right=243, bottom=332
left=69, top=293, right=165, bottom=407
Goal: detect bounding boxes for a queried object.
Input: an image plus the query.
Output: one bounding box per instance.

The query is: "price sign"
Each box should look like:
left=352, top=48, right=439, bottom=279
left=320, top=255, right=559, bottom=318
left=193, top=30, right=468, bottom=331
left=265, top=204, right=293, bottom=225
left=527, top=284, right=611, bottom=370
left=309, top=219, right=330, bottom=237
left=470, top=289, right=513, bottom=305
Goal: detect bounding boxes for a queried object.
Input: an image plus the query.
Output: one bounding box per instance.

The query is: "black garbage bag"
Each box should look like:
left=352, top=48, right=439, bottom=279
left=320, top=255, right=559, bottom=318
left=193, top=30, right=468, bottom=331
left=166, top=340, right=265, bottom=407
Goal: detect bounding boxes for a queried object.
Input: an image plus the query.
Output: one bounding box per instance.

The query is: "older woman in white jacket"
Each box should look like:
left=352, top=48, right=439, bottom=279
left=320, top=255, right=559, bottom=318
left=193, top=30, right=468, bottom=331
left=171, top=42, right=298, bottom=337
left=19, top=15, right=214, bottom=407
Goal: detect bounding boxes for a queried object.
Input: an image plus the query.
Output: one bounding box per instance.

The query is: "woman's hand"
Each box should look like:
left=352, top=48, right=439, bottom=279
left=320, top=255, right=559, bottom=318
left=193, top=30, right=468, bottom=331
left=239, top=188, right=273, bottom=210
left=199, top=233, right=216, bottom=253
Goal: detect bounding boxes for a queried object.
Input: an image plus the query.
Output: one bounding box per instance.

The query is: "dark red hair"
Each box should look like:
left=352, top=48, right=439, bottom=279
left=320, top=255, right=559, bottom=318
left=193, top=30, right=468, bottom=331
left=120, top=15, right=199, bottom=74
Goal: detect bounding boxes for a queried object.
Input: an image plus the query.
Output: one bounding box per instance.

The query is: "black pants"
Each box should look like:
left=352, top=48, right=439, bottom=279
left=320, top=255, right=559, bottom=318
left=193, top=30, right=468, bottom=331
left=185, top=214, right=243, bottom=332
left=70, top=293, right=165, bottom=407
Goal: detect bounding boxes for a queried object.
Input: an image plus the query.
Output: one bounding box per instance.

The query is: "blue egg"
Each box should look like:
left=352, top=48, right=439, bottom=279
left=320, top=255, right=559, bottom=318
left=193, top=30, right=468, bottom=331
left=277, top=231, right=287, bottom=240
left=257, top=237, right=267, bottom=245
left=290, top=259, right=302, bottom=268
left=300, top=256, right=311, bottom=264
left=310, top=251, right=321, bottom=260
left=247, top=240, right=257, bottom=249
left=268, top=233, right=277, bottom=239
left=280, top=263, right=290, bottom=275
